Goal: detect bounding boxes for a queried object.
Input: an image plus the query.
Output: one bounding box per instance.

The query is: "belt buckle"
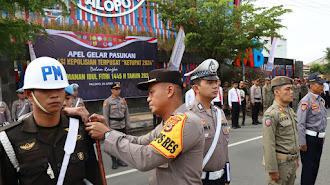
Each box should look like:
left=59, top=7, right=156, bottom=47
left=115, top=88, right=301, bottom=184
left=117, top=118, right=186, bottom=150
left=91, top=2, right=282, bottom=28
left=213, top=171, right=222, bottom=180
left=287, top=154, right=292, bottom=161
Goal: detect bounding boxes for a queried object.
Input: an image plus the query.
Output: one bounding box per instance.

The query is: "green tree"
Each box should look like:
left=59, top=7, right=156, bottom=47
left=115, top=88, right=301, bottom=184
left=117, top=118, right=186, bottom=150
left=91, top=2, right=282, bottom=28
left=148, top=0, right=291, bottom=63
left=322, top=47, right=330, bottom=75
left=309, top=63, right=323, bottom=74
left=0, top=0, right=71, bottom=59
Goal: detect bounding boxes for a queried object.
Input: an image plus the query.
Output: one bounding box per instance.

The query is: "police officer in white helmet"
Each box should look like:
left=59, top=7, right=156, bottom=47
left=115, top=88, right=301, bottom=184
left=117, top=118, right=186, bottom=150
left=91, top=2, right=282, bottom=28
left=0, top=57, right=102, bottom=185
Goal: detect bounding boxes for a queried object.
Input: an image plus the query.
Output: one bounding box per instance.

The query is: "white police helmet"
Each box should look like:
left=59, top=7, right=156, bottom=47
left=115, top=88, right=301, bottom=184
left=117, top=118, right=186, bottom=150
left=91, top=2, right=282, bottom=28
left=23, top=57, right=69, bottom=90
left=184, top=59, right=219, bottom=81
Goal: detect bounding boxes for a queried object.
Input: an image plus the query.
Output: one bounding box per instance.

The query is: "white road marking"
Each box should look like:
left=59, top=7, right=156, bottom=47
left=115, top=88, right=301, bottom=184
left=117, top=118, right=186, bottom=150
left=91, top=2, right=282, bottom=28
left=106, top=169, right=138, bottom=179
left=228, top=136, right=263, bottom=147
left=327, top=117, right=330, bottom=120
left=106, top=135, right=264, bottom=179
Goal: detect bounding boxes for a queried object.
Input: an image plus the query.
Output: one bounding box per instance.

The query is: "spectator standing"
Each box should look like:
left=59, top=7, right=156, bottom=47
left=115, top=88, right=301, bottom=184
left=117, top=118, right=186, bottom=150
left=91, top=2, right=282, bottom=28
left=250, top=79, right=262, bottom=125
left=228, top=81, right=241, bottom=129
left=239, top=81, right=249, bottom=126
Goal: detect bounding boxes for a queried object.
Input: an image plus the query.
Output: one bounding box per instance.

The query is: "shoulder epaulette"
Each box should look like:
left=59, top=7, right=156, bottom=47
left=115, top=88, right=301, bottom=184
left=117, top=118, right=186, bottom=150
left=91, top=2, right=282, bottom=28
left=0, top=121, right=23, bottom=132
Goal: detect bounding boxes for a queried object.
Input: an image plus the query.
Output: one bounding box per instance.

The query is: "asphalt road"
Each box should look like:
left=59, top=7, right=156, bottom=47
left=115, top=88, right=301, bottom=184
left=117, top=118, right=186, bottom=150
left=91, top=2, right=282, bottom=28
left=100, top=109, right=330, bottom=185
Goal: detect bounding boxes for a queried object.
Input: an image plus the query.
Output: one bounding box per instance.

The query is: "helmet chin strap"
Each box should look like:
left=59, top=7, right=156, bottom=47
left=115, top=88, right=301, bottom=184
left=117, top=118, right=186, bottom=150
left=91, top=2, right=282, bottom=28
left=31, top=91, right=56, bottom=114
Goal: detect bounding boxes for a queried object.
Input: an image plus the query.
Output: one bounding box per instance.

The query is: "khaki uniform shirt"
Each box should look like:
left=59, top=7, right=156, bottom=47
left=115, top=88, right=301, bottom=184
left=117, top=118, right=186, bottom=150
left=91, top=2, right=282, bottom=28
left=263, top=101, right=299, bottom=172
left=0, top=101, right=11, bottom=125
left=71, top=98, right=85, bottom=107
left=0, top=114, right=102, bottom=185
left=262, top=84, right=274, bottom=109
left=293, top=85, right=300, bottom=101
left=103, top=104, right=205, bottom=185
left=250, top=85, right=262, bottom=103
left=188, top=99, right=230, bottom=172
left=103, top=95, right=130, bottom=129
left=11, top=99, right=33, bottom=121
left=297, top=93, right=328, bottom=146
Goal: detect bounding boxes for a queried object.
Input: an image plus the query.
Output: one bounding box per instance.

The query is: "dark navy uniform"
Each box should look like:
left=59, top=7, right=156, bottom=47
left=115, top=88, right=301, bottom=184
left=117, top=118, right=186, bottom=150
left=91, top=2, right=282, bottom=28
left=297, top=73, right=328, bottom=185
left=0, top=114, right=102, bottom=185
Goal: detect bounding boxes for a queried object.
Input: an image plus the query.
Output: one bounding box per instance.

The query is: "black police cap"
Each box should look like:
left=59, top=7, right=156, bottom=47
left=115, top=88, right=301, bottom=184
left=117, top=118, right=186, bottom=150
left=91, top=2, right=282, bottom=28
left=137, top=69, right=183, bottom=90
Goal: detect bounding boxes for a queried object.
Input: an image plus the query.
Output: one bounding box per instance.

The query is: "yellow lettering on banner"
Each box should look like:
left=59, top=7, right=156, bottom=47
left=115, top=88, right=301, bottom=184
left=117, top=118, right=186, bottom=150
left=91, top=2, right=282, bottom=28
left=98, top=59, right=120, bottom=65
left=67, top=74, right=86, bottom=80
left=141, top=73, right=149, bottom=78
left=142, top=60, right=153, bottom=65
left=98, top=73, right=111, bottom=80
left=122, top=60, right=141, bottom=65
left=87, top=74, right=98, bottom=80
left=111, top=73, right=122, bottom=79
left=57, top=58, right=66, bottom=65
left=67, top=59, right=97, bottom=65
left=150, top=114, right=187, bottom=158
left=127, top=73, right=140, bottom=79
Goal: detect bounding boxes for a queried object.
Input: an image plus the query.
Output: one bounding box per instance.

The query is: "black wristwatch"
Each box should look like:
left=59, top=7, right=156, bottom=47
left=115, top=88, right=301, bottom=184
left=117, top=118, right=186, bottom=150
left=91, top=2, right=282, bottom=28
left=104, top=130, right=112, bottom=140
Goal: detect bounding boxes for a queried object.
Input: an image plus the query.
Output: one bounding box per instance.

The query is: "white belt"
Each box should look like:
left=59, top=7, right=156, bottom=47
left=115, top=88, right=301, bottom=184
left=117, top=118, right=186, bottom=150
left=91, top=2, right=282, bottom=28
left=201, top=169, right=224, bottom=180
left=306, top=129, right=326, bottom=138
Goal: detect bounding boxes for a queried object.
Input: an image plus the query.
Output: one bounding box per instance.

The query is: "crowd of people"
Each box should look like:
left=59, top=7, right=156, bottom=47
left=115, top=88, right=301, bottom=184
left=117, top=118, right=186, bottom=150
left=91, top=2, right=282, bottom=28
left=185, top=75, right=330, bottom=129
left=0, top=56, right=328, bottom=185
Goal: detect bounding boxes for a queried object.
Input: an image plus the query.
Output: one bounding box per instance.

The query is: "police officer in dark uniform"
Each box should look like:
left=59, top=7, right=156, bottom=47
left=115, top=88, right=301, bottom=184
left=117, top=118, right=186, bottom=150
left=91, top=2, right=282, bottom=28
left=297, top=72, right=328, bottom=185
left=0, top=57, right=101, bottom=185
left=103, top=83, right=130, bottom=169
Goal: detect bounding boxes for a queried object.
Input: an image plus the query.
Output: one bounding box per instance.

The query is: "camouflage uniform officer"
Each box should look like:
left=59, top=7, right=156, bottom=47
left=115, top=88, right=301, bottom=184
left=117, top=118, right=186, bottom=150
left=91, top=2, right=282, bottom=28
left=11, top=88, right=33, bottom=121
left=297, top=73, right=328, bottom=185
left=103, top=83, right=130, bottom=169
left=300, top=79, right=308, bottom=98
left=0, top=57, right=102, bottom=185
left=0, top=101, right=11, bottom=127
left=86, top=69, right=205, bottom=185
left=263, top=76, right=299, bottom=185
left=292, top=79, right=300, bottom=112
left=71, top=83, right=85, bottom=107
left=185, top=59, right=231, bottom=185
left=262, top=77, right=274, bottom=111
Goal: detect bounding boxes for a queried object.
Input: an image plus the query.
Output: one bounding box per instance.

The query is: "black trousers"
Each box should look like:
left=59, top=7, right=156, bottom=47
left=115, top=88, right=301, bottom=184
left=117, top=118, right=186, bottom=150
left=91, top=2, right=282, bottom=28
left=325, top=91, right=329, bottom=108
left=252, top=102, right=261, bottom=123
left=202, top=175, right=225, bottom=185
left=300, top=135, right=324, bottom=185
left=241, top=101, right=246, bottom=125
left=231, top=102, right=240, bottom=127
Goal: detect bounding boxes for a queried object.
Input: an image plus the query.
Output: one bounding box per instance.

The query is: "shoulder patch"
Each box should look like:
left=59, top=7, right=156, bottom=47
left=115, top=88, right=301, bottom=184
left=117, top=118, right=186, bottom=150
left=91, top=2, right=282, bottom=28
left=301, top=102, right=308, bottom=111
left=150, top=114, right=187, bottom=158
left=265, top=118, right=272, bottom=127
left=103, top=101, right=107, bottom=107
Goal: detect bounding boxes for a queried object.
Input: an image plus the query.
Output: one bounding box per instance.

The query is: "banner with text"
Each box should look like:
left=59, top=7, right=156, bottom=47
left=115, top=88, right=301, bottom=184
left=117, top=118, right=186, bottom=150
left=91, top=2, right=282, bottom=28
left=34, top=29, right=157, bottom=101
